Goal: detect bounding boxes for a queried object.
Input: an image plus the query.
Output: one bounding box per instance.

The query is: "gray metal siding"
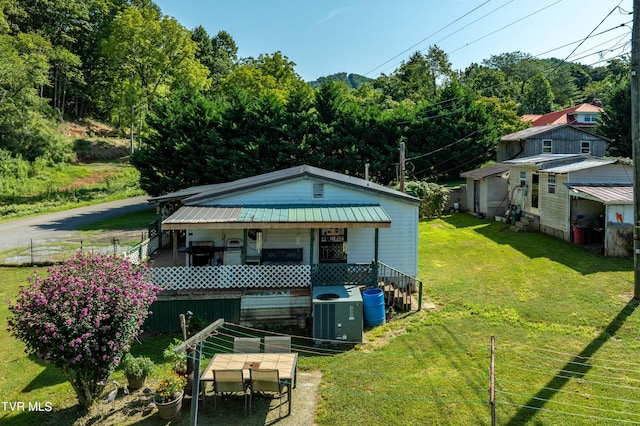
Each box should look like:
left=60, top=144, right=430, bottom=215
left=498, top=126, right=606, bottom=161
left=568, top=164, right=633, bottom=184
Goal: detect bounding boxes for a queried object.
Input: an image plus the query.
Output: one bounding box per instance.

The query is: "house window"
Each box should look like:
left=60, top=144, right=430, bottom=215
left=581, top=141, right=591, bottom=154
left=519, top=171, right=526, bottom=187
left=548, top=174, right=556, bottom=194
left=542, top=139, right=552, bottom=153
left=313, top=183, right=324, bottom=199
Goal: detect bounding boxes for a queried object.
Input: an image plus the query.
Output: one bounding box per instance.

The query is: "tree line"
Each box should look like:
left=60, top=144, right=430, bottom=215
left=0, top=0, right=631, bottom=196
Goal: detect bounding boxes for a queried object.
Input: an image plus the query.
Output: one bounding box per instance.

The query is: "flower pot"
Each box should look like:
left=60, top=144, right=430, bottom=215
left=154, top=391, right=183, bottom=420
left=127, top=375, right=146, bottom=390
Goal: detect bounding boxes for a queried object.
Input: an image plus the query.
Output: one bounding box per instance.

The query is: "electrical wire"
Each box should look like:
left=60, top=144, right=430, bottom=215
left=496, top=389, right=640, bottom=418
left=496, top=400, right=640, bottom=424
left=499, top=340, right=640, bottom=367
left=363, top=0, right=494, bottom=77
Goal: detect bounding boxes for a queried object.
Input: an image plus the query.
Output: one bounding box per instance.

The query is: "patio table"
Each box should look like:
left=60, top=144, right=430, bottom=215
left=200, top=352, right=298, bottom=412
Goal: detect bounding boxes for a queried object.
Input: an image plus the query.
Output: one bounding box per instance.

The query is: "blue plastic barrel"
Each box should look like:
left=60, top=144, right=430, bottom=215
left=363, top=288, right=385, bottom=327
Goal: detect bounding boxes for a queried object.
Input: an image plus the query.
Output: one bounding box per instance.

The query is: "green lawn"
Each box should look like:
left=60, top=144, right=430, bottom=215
left=2, top=214, right=639, bottom=425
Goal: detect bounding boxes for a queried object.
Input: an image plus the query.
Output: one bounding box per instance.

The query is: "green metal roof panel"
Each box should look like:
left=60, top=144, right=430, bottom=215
left=162, top=204, right=392, bottom=229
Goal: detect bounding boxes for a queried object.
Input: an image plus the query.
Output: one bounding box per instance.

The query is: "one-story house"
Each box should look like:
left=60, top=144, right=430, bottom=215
left=460, top=162, right=510, bottom=219
left=504, top=154, right=633, bottom=256
left=140, top=165, right=422, bottom=333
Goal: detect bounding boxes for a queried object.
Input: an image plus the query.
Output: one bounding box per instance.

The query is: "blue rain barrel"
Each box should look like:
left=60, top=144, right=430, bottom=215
left=363, top=288, right=385, bottom=327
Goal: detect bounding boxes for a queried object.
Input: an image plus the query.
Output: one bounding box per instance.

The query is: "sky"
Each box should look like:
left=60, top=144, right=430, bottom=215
left=152, top=0, right=634, bottom=82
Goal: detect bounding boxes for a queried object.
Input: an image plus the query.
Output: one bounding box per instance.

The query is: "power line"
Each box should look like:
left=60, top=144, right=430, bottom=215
left=363, top=0, right=494, bottom=76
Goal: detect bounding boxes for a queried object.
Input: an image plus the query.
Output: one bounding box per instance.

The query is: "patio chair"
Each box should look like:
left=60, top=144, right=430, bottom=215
left=263, top=336, right=291, bottom=353
left=249, top=368, right=291, bottom=417
left=233, top=337, right=261, bottom=353
left=211, top=369, right=249, bottom=416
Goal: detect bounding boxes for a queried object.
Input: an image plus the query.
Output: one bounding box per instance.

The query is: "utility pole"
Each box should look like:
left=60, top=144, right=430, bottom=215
left=633, top=0, right=640, bottom=298
left=399, top=141, right=406, bottom=192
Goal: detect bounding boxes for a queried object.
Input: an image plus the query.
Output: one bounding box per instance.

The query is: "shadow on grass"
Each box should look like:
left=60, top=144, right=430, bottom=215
left=505, top=298, right=639, bottom=425
left=21, top=357, right=67, bottom=392
left=439, top=214, right=632, bottom=275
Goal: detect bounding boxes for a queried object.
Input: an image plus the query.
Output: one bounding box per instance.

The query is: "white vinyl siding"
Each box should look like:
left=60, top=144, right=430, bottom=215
left=539, top=173, right=570, bottom=236
left=548, top=174, right=556, bottom=194
left=194, top=177, right=419, bottom=277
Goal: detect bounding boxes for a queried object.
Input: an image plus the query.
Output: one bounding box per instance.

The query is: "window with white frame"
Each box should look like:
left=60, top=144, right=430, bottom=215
left=313, top=183, right=324, bottom=199
left=542, top=139, right=552, bottom=153
left=548, top=173, right=556, bottom=194
left=581, top=141, right=590, bottom=154
left=519, top=171, right=526, bottom=187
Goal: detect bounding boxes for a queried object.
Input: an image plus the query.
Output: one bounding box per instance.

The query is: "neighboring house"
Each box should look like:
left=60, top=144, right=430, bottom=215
left=140, top=165, right=422, bottom=332
left=522, top=102, right=603, bottom=128
left=460, top=163, right=510, bottom=219
left=497, top=124, right=609, bottom=162
left=504, top=154, right=633, bottom=257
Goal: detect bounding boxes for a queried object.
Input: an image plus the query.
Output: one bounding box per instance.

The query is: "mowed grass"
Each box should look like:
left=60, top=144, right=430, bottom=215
left=1, top=214, right=639, bottom=425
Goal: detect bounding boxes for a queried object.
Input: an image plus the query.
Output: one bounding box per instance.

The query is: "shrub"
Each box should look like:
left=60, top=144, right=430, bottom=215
left=121, top=353, right=155, bottom=380
left=403, top=180, right=450, bottom=218
left=7, top=251, right=161, bottom=409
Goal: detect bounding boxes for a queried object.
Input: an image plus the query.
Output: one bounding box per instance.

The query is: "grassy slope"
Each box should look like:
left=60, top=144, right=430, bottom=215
left=1, top=214, right=638, bottom=425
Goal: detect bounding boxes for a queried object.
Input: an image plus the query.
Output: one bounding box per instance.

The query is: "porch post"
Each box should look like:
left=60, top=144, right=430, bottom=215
left=374, top=228, right=379, bottom=263
left=242, top=229, right=248, bottom=264
left=172, top=230, right=178, bottom=266
left=309, top=228, right=315, bottom=264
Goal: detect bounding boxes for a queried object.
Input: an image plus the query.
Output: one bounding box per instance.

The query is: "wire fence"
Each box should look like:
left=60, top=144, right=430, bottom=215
left=0, top=230, right=147, bottom=266
left=179, top=325, right=640, bottom=425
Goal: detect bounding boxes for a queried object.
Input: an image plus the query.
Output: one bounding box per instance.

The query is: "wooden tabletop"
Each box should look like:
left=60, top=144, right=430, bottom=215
left=201, top=352, right=298, bottom=383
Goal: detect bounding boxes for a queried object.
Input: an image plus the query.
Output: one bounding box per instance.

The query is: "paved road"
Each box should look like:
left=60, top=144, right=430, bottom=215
left=0, top=196, right=151, bottom=251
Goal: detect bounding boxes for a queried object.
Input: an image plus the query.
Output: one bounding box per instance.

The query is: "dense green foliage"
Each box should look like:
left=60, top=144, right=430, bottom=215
left=0, top=0, right=632, bottom=195
left=7, top=252, right=160, bottom=408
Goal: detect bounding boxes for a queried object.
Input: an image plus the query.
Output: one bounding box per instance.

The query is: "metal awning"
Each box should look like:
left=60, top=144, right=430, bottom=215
left=568, top=185, right=633, bottom=205
left=162, top=204, right=392, bottom=230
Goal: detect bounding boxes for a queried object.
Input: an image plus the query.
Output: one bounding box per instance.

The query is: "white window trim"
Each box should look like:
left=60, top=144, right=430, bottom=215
left=548, top=173, right=556, bottom=194
left=519, top=171, right=526, bottom=187
left=542, top=139, right=553, bottom=154
left=581, top=141, right=591, bottom=154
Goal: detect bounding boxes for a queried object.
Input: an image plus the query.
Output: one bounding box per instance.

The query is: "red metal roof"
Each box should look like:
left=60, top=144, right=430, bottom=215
left=522, top=103, right=602, bottom=127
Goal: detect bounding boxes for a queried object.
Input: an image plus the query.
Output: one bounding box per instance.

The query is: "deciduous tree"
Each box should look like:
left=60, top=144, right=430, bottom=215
left=7, top=252, right=160, bottom=409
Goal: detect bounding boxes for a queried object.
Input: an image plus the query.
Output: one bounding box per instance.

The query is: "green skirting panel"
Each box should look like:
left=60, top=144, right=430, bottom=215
left=143, top=298, right=241, bottom=334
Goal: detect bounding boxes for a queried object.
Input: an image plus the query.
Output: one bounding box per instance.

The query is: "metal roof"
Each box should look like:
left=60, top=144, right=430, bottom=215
left=162, top=204, right=392, bottom=230
left=503, top=154, right=583, bottom=166
left=568, top=185, right=633, bottom=205
left=541, top=158, right=617, bottom=173
left=501, top=124, right=606, bottom=141
left=460, top=163, right=509, bottom=179
left=148, top=165, right=420, bottom=205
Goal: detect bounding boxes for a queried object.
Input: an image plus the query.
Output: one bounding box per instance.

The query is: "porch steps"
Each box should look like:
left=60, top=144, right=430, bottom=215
left=382, top=284, right=417, bottom=312
left=510, top=216, right=535, bottom=233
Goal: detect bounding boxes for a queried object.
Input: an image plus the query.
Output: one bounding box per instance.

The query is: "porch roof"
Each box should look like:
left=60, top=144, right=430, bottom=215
left=568, top=184, right=633, bottom=205
left=162, top=204, right=392, bottom=230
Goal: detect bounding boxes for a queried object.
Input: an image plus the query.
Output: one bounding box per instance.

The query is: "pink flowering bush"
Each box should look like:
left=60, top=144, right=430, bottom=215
left=7, top=251, right=161, bottom=408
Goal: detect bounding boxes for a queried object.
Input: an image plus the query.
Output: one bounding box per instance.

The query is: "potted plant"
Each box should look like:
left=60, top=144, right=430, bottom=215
left=163, top=339, right=187, bottom=375
left=153, top=371, right=187, bottom=419
left=121, top=353, right=154, bottom=389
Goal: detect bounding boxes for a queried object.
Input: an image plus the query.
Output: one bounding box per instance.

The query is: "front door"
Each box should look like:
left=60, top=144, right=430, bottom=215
left=531, top=174, right=539, bottom=209
left=319, top=228, right=347, bottom=263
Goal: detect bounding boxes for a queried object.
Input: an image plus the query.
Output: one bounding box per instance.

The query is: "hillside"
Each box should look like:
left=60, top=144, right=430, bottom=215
left=0, top=120, right=142, bottom=221
left=309, top=72, right=373, bottom=89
